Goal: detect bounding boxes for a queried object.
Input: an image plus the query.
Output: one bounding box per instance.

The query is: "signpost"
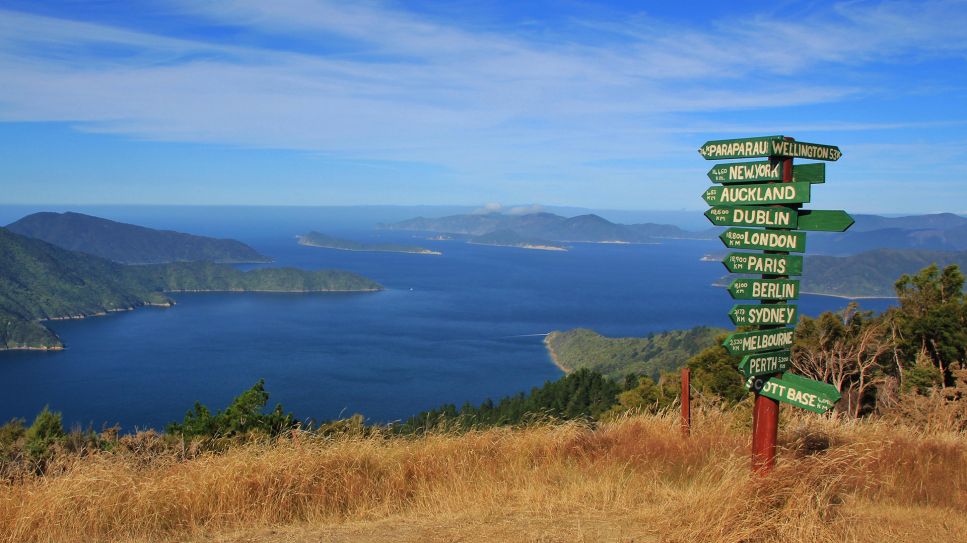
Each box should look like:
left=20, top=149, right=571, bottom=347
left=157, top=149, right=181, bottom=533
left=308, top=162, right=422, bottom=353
left=728, top=278, right=800, bottom=300
left=700, top=134, right=851, bottom=474
left=739, top=350, right=791, bottom=378
left=705, top=206, right=797, bottom=228
left=703, top=182, right=810, bottom=206
left=707, top=162, right=825, bottom=184
left=729, top=304, right=798, bottom=326
left=720, top=228, right=806, bottom=252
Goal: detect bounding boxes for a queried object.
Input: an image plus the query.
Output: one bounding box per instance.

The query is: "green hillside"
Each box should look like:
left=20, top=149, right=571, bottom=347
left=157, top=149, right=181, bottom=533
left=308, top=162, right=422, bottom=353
left=6, top=212, right=271, bottom=264
left=545, top=326, right=724, bottom=380
left=801, top=249, right=967, bottom=297
left=0, top=228, right=381, bottom=350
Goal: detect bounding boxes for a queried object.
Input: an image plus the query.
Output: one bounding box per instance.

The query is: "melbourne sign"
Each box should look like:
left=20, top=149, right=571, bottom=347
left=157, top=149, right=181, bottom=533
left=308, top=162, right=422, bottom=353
left=706, top=206, right=797, bottom=228
left=702, top=182, right=810, bottom=206
left=699, top=136, right=842, bottom=161
left=723, top=328, right=795, bottom=355
left=719, top=228, right=806, bottom=252
left=728, top=278, right=800, bottom=300
left=722, top=253, right=803, bottom=275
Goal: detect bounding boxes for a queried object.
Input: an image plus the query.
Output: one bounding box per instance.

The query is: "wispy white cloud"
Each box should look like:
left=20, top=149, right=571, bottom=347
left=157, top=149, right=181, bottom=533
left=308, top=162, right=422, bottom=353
left=0, top=0, right=965, bottom=187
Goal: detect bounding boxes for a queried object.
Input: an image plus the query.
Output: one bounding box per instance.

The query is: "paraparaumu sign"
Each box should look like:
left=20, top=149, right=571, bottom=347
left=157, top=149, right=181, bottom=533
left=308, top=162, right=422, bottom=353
left=739, top=350, right=791, bottom=378
left=722, top=252, right=803, bottom=275
left=723, top=327, right=795, bottom=355
left=705, top=206, right=797, bottom=228
left=698, top=136, right=842, bottom=161
left=729, top=303, right=799, bottom=326
left=703, top=182, right=810, bottom=206
left=728, top=278, right=800, bottom=300
left=707, top=162, right=825, bottom=184
left=745, top=373, right=841, bottom=414
left=719, top=228, right=806, bottom=252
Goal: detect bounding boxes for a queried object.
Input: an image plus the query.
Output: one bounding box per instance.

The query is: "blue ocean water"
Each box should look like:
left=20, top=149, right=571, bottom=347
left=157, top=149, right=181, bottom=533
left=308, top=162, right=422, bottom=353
left=0, top=209, right=894, bottom=430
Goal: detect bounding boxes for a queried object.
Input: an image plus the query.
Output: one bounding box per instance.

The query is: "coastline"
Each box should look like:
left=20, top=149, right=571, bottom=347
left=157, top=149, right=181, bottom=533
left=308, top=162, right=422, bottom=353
left=297, top=238, right=441, bottom=255
left=468, top=241, right=567, bottom=252
left=543, top=332, right=572, bottom=374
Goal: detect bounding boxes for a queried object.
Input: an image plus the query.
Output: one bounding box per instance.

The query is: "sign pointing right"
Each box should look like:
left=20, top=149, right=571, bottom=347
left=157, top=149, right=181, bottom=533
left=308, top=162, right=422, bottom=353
left=796, top=210, right=854, bottom=232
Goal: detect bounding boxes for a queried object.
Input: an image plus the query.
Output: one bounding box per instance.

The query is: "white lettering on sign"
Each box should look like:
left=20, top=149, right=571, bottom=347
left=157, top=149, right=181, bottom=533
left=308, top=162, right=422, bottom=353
left=729, top=162, right=780, bottom=181
left=718, top=185, right=796, bottom=204
left=725, top=230, right=801, bottom=250
left=749, top=353, right=788, bottom=374
left=745, top=306, right=796, bottom=324
left=731, top=208, right=792, bottom=227
left=752, top=282, right=796, bottom=298
left=747, top=255, right=786, bottom=274
left=773, top=141, right=842, bottom=161
left=703, top=140, right=771, bottom=158
left=736, top=330, right=794, bottom=351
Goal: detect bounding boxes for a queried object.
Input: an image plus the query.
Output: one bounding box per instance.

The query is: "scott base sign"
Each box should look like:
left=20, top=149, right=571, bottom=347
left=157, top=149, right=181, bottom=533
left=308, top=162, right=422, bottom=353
left=746, top=373, right=841, bottom=414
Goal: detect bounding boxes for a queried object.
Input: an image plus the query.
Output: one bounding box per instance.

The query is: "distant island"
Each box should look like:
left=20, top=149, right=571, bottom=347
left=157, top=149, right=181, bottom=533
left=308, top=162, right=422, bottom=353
left=0, top=228, right=382, bottom=351
left=6, top=211, right=271, bottom=264
left=297, top=231, right=441, bottom=255
left=380, top=211, right=714, bottom=244
left=469, top=229, right=567, bottom=251
left=709, top=248, right=967, bottom=298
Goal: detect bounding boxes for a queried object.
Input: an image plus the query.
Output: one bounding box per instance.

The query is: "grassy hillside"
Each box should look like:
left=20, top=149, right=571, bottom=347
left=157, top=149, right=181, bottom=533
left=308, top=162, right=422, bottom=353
left=6, top=211, right=271, bottom=264
left=1, top=410, right=963, bottom=542
left=0, top=228, right=381, bottom=350
left=545, top=326, right=724, bottom=380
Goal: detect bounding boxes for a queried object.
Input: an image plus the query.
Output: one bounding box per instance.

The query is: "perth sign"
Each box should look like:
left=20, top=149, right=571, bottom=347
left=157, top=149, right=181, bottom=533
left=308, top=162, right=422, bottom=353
left=739, top=350, right=791, bottom=378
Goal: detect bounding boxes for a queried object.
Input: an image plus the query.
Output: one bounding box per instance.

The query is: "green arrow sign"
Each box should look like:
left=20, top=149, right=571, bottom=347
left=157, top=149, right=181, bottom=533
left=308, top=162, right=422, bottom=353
left=723, top=253, right=803, bottom=276
left=703, top=182, right=810, bottom=206
left=707, top=162, right=825, bottom=184
left=719, top=228, right=806, bottom=253
left=739, top=350, right=791, bottom=378
left=729, top=304, right=799, bottom=326
left=723, top=328, right=795, bottom=355
left=706, top=206, right=797, bottom=228
left=795, top=210, right=854, bottom=232
left=699, top=136, right=842, bottom=161
left=746, top=373, right=841, bottom=414
left=728, top=278, right=800, bottom=300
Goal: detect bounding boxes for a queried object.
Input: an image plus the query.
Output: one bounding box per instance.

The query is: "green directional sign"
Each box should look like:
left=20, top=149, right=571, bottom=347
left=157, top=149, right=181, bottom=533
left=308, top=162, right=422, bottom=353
left=795, top=210, right=854, bottom=232
left=739, top=350, right=791, bottom=378
left=723, top=327, right=795, bottom=355
left=746, top=373, right=841, bottom=414
left=707, top=162, right=825, bottom=184
left=699, top=136, right=842, bottom=161
left=723, top=253, right=803, bottom=276
left=706, top=206, right=797, bottom=228
left=703, top=182, right=810, bottom=206
left=719, top=228, right=806, bottom=253
left=729, top=304, right=798, bottom=326
left=728, top=278, right=800, bottom=300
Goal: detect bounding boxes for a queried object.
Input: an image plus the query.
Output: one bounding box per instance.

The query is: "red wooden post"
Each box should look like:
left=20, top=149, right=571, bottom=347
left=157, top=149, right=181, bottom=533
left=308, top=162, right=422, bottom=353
left=681, top=367, right=691, bottom=436
left=750, top=138, right=795, bottom=474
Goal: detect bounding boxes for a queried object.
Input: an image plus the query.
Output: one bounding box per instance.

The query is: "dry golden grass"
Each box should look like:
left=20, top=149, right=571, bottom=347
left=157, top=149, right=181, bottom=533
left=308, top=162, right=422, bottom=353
left=1, top=408, right=965, bottom=542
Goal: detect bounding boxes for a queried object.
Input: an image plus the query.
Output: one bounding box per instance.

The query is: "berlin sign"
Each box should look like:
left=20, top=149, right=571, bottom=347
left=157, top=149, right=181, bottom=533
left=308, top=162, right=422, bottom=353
left=795, top=210, right=855, bottom=232
left=728, top=278, right=800, bottom=300
left=745, top=373, right=841, bottom=414
left=719, top=228, right=806, bottom=253
left=698, top=136, right=842, bottom=161
left=739, top=350, right=791, bottom=378
left=702, top=182, right=810, bottom=206
left=707, top=162, right=825, bottom=184
left=729, top=304, right=799, bottom=326
left=723, top=327, right=795, bottom=355
left=705, top=206, right=797, bottom=228
left=722, top=253, right=803, bottom=276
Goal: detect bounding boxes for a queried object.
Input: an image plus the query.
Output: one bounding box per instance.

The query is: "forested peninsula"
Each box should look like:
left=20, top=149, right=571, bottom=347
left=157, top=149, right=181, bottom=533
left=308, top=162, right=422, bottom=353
left=0, top=228, right=381, bottom=351
left=297, top=231, right=440, bottom=255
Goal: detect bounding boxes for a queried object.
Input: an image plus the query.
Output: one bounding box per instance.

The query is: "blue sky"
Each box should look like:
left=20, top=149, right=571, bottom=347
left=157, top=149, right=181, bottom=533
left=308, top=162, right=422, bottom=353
left=1, top=0, right=966, bottom=213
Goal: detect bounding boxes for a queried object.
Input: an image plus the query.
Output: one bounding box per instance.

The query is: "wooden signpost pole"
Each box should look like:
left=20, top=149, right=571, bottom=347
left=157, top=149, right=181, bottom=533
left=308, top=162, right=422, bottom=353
left=750, top=140, right=794, bottom=474
left=681, top=367, right=691, bottom=436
